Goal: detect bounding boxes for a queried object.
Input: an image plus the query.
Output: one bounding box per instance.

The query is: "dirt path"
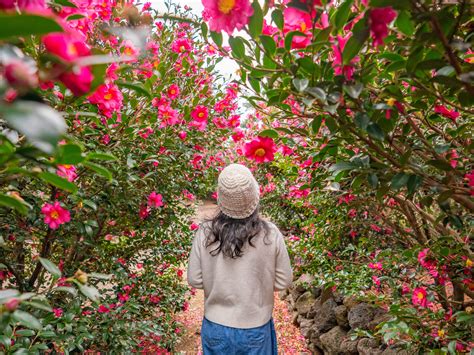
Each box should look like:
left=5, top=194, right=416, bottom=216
left=174, top=201, right=309, bottom=354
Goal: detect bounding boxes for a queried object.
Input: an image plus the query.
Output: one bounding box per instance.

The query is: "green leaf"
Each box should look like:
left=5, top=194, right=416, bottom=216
left=12, top=310, right=42, bottom=330
left=367, top=123, right=385, bottom=140
left=248, top=0, right=263, bottom=38
left=15, top=330, right=36, bottom=337
left=292, top=78, right=309, bottom=92
left=210, top=31, right=223, bottom=47
left=0, top=289, right=20, bottom=302
left=0, top=101, right=67, bottom=154
left=395, top=11, right=414, bottom=36
left=407, top=175, right=423, bottom=195
left=260, top=35, right=277, bottom=55
left=306, top=87, right=327, bottom=102
left=78, top=284, right=100, bottom=302
left=284, top=31, right=306, bottom=51
left=334, top=0, right=353, bottom=30
left=56, top=144, right=84, bottom=164
left=391, top=173, right=409, bottom=190
left=89, top=272, right=113, bottom=280
left=86, top=152, right=117, bottom=161
left=38, top=172, right=78, bottom=194
left=343, top=82, right=363, bottom=99
left=354, top=112, right=369, bottom=130
left=200, top=22, right=208, bottom=39
left=426, top=159, right=452, bottom=171
left=52, top=0, right=78, bottom=7
left=0, top=194, right=30, bottom=215
left=343, top=16, right=369, bottom=65
left=0, top=14, right=63, bottom=39
left=329, top=162, right=357, bottom=174
left=23, top=299, right=53, bottom=312
left=271, top=9, right=284, bottom=30
left=325, top=116, right=337, bottom=133
left=229, top=36, right=246, bottom=59
left=83, top=161, right=113, bottom=180
left=259, top=129, right=279, bottom=139
left=368, top=173, right=378, bottom=188
left=117, top=81, right=151, bottom=98
left=39, top=258, right=62, bottom=278
left=66, top=14, right=85, bottom=20
left=311, top=117, right=322, bottom=135
left=52, top=286, right=78, bottom=296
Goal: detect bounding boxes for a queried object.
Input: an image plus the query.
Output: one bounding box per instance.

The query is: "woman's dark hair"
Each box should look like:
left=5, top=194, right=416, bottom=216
left=204, top=207, right=270, bottom=258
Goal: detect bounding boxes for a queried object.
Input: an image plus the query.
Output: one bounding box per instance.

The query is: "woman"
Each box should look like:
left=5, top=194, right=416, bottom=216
left=187, top=163, right=293, bottom=354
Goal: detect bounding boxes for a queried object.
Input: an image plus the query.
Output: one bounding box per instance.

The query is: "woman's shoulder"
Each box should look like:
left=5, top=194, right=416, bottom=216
left=262, top=220, right=283, bottom=239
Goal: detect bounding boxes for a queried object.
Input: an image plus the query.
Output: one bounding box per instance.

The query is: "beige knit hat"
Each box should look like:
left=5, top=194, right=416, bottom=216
left=217, top=164, right=260, bottom=219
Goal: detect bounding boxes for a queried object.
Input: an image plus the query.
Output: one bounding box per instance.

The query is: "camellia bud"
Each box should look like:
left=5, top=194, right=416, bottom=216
left=74, top=269, right=88, bottom=284
left=4, top=298, right=20, bottom=311
left=0, top=0, right=15, bottom=10
left=4, top=59, right=39, bottom=91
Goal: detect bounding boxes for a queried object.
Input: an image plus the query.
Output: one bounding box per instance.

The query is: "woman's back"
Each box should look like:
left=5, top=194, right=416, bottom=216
left=188, top=220, right=292, bottom=329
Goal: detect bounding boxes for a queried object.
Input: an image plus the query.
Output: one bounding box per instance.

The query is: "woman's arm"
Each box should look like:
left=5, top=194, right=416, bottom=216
left=187, top=227, right=204, bottom=289
left=274, top=229, right=293, bottom=291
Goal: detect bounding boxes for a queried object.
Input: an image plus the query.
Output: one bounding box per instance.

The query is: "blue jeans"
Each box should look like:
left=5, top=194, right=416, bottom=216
left=201, top=317, right=278, bottom=355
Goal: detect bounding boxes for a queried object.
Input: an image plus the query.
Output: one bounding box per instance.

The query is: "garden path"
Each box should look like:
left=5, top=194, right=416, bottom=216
left=174, top=201, right=309, bottom=354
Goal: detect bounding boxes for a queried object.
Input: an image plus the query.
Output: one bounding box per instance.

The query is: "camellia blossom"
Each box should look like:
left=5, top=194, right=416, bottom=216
left=147, top=192, right=164, bottom=208
left=88, top=83, right=123, bottom=118
left=167, top=84, right=180, bottom=100
left=434, top=105, right=459, bottom=122
left=331, top=34, right=359, bottom=80
left=158, top=104, right=180, bottom=127
left=56, top=165, right=77, bottom=182
left=412, top=287, right=428, bottom=308
left=202, top=0, right=253, bottom=34
left=369, top=7, right=397, bottom=46
left=190, top=105, right=209, bottom=130
left=243, top=136, right=277, bottom=163
left=41, top=201, right=71, bottom=230
left=283, top=7, right=313, bottom=49
left=171, top=38, right=192, bottom=53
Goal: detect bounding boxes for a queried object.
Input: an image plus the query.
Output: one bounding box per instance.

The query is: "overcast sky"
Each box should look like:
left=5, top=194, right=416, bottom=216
left=149, top=0, right=239, bottom=78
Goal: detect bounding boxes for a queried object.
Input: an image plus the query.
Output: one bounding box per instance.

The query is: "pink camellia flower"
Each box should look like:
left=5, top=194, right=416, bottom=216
left=167, top=84, right=180, bottom=100
left=372, top=275, right=381, bottom=287
left=178, top=131, right=187, bottom=140
left=283, top=7, right=313, bottom=49
left=41, top=201, right=71, bottom=230
left=243, top=136, right=277, bottom=163
left=139, top=205, right=150, bottom=220
left=412, top=287, right=428, bottom=308
left=16, top=0, right=46, bottom=10
left=369, top=7, right=397, bottom=47
left=42, top=33, right=91, bottom=62
left=3, top=60, right=38, bottom=90
left=58, top=67, right=93, bottom=96
left=56, top=165, right=77, bottom=182
left=53, top=308, right=63, bottom=318
left=147, top=192, right=164, bottom=208
left=434, top=105, right=459, bottom=122
left=97, top=304, right=110, bottom=313
left=190, top=222, right=199, bottom=231
left=401, top=283, right=410, bottom=295
left=171, top=38, right=192, bottom=53
left=88, top=83, right=123, bottom=118
left=190, top=105, right=209, bottom=131
left=158, top=104, right=180, bottom=127
left=231, top=129, right=244, bottom=142
left=0, top=0, right=16, bottom=9
left=331, top=34, right=359, bottom=80
left=368, top=262, right=383, bottom=271
left=4, top=298, right=20, bottom=311
left=201, top=0, right=253, bottom=34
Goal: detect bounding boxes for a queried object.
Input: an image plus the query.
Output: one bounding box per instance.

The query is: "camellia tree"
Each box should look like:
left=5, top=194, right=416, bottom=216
left=0, top=0, right=243, bottom=352
left=198, top=0, right=473, bottom=352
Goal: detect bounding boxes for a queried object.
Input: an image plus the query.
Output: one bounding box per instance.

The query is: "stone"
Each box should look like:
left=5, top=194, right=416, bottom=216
left=299, top=317, right=314, bottom=338
left=334, top=305, right=349, bottom=329
left=309, top=325, right=324, bottom=348
left=333, top=291, right=345, bottom=304
left=295, top=291, right=316, bottom=317
left=357, top=338, right=382, bottom=355
left=290, top=273, right=315, bottom=301
left=278, top=289, right=289, bottom=300
left=343, top=295, right=359, bottom=310
left=320, top=326, right=347, bottom=355
left=312, top=298, right=338, bottom=333
left=348, top=303, right=380, bottom=330
left=311, top=286, right=322, bottom=298
left=340, top=337, right=359, bottom=354
left=292, top=311, right=299, bottom=326
left=381, top=346, right=411, bottom=355
left=367, top=311, right=390, bottom=331
left=307, top=343, right=323, bottom=355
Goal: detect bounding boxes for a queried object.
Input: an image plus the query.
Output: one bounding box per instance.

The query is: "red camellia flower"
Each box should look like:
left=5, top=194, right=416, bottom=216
left=434, top=105, right=460, bottom=122
left=41, top=201, right=71, bottom=230
left=202, top=0, right=253, bottom=34
left=283, top=7, right=313, bottom=49
left=331, top=34, right=359, bottom=80
left=88, top=83, right=123, bottom=118
left=190, top=222, right=199, bottom=231
left=3, top=59, right=38, bottom=90
left=412, top=287, right=428, bottom=308
left=171, top=38, right=192, bottom=53
left=167, top=84, right=180, bottom=100
left=58, top=67, right=93, bottom=96
left=147, top=192, right=164, bottom=208
left=190, top=105, right=209, bottom=131
left=369, top=7, right=397, bottom=46
left=243, top=136, right=277, bottom=163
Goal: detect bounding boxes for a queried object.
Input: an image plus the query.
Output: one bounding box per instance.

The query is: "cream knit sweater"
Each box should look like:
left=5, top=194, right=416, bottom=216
left=187, top=221, right=293, bottom=329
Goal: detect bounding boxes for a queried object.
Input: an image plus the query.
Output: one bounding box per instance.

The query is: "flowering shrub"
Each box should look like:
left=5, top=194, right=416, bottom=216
left=199, top=0, right=473, bottom=351
left=0, top=0, right=242, bottom=352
